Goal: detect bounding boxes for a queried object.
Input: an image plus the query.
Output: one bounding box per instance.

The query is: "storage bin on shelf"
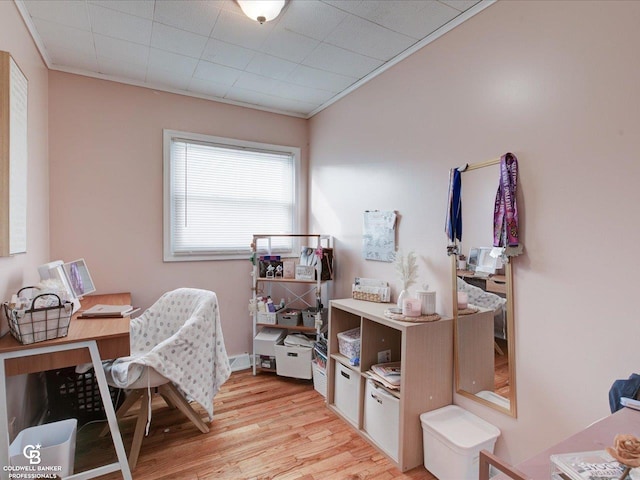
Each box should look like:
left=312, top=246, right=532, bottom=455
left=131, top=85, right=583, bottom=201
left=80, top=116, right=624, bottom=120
left=257, top=311, right=277, bottom=325
left=259, top=355, right=276, bottom=370
left=302, top=307, right=327, bottom=328
left=364, top=379, right=399, bottom=461
left=337, top=327, right=361, bottom=362
left=312, top=363, right=327, bottom=397
left=277, top=308, right=301, bottom=326
left=254, top=328, right=286, bottom=357
left=333, top=361, right=360, bottom=425
left=2, top=289, right=74, bottom=345
left=312, top=339, right=327, bottom=397
left=274, top=336, right=312, bottom=379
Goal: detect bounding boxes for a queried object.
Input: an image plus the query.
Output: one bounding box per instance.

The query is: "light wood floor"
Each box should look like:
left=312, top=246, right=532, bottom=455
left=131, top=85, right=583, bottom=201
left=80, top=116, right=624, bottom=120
left=74, top=370, right=437, bottom=480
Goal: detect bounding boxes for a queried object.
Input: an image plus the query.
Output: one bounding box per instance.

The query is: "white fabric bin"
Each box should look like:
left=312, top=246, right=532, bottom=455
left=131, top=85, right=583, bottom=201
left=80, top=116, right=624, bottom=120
left=10, top=418, right=77, bottom=478
left=274, top=340, right=312, bottom=379
left=420, top=405, right=500, bottom=480
left=363, top=379, right=399, bottom=461
left=254, top=328, right=286, bottom=357
left=333, top=361, right=361, bottom=425
left=312, top=362, right=327, bottom=397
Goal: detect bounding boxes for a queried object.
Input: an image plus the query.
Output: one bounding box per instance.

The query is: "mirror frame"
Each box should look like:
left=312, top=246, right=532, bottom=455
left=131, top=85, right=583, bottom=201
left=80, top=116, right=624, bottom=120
left=451, top=161, right=517, bottom=418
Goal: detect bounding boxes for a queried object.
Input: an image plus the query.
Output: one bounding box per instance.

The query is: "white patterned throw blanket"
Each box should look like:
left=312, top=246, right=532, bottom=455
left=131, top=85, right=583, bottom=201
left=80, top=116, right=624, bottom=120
left=107, top=288, right=231, bottom=420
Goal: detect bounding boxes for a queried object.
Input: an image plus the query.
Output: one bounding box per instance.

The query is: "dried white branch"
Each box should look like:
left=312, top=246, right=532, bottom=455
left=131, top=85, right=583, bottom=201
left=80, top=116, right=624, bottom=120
left=394, top=250, right=419, bottom=290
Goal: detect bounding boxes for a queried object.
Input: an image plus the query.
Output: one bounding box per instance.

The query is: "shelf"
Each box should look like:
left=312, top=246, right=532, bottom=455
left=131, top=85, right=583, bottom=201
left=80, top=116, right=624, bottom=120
left=257, top=366, right=276, bottom=373
left=256, top=277, right=326, bottom=284
left=256, top=323, right=317, bottom=333
left=251, top=233, right=332, bottom=377
left=330, top=353, right=361, bottom=372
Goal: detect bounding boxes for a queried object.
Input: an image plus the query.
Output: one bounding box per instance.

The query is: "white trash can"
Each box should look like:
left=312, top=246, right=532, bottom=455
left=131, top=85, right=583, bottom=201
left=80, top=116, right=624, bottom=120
left=9, top=418, right=77, bottom=478
left=420, top=405, right=500, bottom=480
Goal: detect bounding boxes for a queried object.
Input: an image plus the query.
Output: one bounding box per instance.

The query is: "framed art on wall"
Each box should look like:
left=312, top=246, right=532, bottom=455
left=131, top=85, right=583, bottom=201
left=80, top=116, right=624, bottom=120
left=0, top=50, right=28, bottom=256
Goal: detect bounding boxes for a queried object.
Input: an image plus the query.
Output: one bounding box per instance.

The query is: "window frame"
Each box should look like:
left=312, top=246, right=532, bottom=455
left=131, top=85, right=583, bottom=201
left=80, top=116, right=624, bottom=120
left=163, top=129, right=302, bottom=262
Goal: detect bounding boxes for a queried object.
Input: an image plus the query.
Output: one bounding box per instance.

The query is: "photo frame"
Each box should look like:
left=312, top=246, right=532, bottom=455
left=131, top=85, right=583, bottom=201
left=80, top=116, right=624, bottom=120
left=295, top=265, right=315, bottom=281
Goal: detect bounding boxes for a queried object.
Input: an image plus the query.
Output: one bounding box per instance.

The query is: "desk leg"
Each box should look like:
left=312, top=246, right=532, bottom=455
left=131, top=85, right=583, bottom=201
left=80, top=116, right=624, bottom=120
left=86, top=342, right=132, bottom=480
left=0, top=342, right=132, bottom=480
left=0, top=357, right=9, bottom=480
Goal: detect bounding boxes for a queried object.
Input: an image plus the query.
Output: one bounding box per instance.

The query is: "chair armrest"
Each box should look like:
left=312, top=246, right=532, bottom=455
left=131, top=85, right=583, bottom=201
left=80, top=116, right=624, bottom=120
left=479, top=449, right=530, bottom=480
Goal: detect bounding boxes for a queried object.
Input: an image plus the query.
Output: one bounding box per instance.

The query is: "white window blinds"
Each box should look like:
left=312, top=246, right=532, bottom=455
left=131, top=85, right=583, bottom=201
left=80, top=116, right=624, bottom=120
left=164, top=131, right=298, bottom=260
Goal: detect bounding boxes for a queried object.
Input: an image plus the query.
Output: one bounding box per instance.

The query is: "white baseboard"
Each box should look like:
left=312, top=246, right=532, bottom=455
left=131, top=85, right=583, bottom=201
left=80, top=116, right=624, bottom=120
left=228, top=353, right=252, bottom=372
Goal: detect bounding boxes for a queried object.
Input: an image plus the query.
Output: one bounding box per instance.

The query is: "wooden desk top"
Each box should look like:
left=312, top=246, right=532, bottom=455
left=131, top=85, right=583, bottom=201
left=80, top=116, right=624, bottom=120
left=0, top=293, right=132, bottom=375
left=514, top=408, right=640, bottom=478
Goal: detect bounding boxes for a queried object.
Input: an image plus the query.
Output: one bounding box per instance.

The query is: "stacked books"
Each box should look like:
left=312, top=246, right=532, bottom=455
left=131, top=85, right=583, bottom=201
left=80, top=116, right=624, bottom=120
left=78, top=304, right=139, bottom=319
left=367, top=362, right=401, bottom=390
left=550, top=450, right=628, bottom=480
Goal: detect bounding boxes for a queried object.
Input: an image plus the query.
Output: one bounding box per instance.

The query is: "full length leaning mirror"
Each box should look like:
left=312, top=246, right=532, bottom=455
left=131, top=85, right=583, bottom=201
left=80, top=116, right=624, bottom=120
left=451, top=159, right=517, bottom=417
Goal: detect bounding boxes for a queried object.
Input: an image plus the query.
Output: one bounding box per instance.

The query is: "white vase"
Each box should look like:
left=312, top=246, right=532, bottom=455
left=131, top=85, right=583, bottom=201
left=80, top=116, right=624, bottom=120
left=397, top=289, right=409, bottom=308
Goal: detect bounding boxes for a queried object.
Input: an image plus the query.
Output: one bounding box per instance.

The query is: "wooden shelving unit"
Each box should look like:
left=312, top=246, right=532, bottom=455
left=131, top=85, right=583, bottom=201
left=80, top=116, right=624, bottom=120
left=327, top=298, right=453, bottom=472
left=251, top=234, right=332, bottom=375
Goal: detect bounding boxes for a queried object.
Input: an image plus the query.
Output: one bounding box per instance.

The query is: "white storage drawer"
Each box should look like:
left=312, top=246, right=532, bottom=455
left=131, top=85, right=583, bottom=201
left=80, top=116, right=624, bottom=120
left=364, top=379, right=399, bottom=461
left=274, top=342, right=312, bottom=379
left=334, top=361, right=361, bottom=426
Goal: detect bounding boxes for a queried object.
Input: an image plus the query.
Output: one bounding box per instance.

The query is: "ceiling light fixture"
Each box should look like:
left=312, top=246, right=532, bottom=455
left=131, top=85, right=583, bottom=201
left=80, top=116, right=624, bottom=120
left=237, top=0, right=285, bottom=24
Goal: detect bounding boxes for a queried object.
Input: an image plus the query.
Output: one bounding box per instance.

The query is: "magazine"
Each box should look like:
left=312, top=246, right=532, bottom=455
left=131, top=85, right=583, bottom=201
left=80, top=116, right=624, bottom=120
left=366, top=362, right=402, bottom=390
left=550, top=450, right=628, bottom=480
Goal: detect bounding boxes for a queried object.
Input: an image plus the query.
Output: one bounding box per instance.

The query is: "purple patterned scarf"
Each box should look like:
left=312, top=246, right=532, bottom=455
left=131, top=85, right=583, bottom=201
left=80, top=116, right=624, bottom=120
left=493, top=153, right=519, bottom=248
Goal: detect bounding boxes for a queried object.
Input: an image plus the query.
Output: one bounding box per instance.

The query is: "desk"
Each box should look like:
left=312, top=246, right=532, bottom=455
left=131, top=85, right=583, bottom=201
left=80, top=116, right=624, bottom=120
left=0, top=293, right=133, bottom=480
left=513, top=407, right=640, bottom=478
left=457, top=270, right=507, bottom=295
left=0, top=293, right=131, bottom=376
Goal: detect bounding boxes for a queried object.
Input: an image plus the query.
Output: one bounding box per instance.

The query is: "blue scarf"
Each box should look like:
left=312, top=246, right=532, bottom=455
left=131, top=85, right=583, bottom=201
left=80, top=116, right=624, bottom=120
left=446, top=168, right=462, bottom=242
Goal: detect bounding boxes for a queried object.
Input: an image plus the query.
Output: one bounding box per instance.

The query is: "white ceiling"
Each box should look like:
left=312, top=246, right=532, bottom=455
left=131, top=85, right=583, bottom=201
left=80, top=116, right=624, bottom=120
left=16, top=0, right=493, bottom=118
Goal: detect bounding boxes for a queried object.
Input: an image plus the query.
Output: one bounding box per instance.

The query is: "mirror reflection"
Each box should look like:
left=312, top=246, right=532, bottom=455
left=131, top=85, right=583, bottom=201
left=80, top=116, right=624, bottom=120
left=453, top=162, right=516, bottom=416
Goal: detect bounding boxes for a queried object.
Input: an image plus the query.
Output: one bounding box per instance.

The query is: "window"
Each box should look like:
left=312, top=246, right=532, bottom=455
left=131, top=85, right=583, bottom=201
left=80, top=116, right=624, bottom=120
left=163, top=130, right=300, bottom=261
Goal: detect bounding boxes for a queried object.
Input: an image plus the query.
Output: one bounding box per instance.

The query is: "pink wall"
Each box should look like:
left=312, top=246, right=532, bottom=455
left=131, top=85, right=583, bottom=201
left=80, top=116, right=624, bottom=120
left=30, top=0, right=640, bottom=465
left=310, top=0, right=640, bottom=463
left=0, top=3, right=50, bottom=307
left=0, top=1, right=50, bottom=435
left=48, top=73, right=308, bottom=356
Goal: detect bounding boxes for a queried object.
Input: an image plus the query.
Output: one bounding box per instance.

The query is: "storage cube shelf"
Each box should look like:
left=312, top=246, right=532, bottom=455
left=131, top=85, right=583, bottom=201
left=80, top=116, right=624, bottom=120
left=327, top=298, right=453, bottom=472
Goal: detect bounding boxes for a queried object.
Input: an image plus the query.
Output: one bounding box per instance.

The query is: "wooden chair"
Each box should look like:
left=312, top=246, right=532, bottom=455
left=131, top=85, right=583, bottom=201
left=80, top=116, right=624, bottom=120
left=479, top=449, right=530, bottom=480
left=100, top=369, right=209, bottom=469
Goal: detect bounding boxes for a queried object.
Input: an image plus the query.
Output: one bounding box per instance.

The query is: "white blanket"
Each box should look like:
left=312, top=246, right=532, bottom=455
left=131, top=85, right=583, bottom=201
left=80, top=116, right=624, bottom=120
left=107, top=288, right=231, bottom=419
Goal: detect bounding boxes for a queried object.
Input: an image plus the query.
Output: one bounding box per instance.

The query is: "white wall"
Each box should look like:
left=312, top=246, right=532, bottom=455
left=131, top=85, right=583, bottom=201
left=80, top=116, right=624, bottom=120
left=309, top=0, right=640, bottom=463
